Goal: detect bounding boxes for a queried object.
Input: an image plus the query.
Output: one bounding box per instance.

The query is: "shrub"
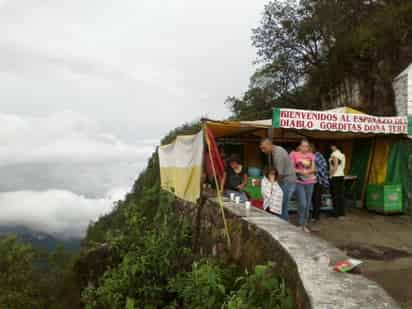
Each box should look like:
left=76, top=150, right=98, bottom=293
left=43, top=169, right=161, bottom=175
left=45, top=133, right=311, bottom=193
left=169, top=261, right=227, bottom=309
left=81, top=192, right=193, bottom=309
left=223, top=264, right=294, bottom=309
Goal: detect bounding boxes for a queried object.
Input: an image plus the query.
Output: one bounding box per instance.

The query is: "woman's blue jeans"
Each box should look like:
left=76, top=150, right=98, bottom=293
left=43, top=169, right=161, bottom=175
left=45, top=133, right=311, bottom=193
left=295, top=183, right=314, bottom=226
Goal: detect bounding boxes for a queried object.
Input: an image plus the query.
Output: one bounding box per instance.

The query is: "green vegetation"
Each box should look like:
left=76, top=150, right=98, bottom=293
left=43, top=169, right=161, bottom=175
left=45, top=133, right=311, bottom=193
left=3, top=1, right=411, bottom=307
left=169, top=261, right=228, bottom=309
left=81, top=191, right=193, bottom=309
left=78, top=152, right=293, bottom=308
left=0, top=236, right=81, bottom=309
left=0, top=236, right=40, bottom=308
left=227, top=0, right=412, bottom=119
left=0, top=149, right=292, bottom=308
left=161, top=121, right=202, bottom=145
left=171, top=262, right=293, bottom=309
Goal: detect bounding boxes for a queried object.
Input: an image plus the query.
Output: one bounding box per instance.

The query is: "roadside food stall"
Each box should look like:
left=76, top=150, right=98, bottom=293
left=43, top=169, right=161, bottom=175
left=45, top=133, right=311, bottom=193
left=159, top=107, right=410, bottom=214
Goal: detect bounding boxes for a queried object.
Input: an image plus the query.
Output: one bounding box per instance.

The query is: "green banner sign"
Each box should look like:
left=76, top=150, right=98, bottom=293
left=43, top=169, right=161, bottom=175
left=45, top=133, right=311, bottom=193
left=272, top=108, right=280, bottom=128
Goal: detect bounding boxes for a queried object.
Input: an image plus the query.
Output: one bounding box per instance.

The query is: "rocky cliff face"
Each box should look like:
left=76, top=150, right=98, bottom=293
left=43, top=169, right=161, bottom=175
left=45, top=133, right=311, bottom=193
left=323, top=39, right=412, bottom=116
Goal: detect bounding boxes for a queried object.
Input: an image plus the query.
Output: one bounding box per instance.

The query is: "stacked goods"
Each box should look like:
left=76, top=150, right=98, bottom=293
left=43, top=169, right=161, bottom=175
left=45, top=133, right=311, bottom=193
left=366, top=184, right=403, bottom=214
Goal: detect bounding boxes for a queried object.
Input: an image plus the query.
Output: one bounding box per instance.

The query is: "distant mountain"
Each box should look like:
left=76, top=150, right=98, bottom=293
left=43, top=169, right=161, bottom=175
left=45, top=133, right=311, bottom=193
left=0, top=225, right=81, bottom=252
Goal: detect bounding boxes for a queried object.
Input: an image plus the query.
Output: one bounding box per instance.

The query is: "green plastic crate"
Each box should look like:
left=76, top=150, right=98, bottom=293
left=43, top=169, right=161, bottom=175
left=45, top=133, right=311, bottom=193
left=366, top=184, right=402, bottom=214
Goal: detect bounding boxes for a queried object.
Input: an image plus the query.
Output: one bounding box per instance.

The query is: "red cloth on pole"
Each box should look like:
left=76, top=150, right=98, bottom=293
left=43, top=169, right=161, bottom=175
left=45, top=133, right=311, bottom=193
left=205, top=126, right=225, bottom=184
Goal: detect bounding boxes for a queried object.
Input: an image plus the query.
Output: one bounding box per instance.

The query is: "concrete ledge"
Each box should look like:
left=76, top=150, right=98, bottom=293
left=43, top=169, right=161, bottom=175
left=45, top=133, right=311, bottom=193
left=204, top=198, right=400, bottom=309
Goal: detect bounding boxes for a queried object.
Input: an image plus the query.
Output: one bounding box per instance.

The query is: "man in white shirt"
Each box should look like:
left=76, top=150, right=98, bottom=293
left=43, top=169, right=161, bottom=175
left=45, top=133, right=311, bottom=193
left=329, top=145, right=346, bottom=218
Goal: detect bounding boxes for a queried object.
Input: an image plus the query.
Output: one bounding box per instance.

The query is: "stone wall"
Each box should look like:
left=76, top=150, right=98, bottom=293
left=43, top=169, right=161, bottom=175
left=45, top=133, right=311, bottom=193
left=174, top=197, right=400, bottom=309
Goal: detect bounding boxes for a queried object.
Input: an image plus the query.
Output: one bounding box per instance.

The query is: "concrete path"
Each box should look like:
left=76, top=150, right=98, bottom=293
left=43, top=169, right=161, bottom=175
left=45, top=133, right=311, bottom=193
left=307, top=209, right=412, bottom=308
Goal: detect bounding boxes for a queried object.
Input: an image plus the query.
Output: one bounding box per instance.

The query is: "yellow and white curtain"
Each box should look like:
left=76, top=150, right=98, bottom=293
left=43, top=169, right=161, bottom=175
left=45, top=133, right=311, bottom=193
left=158, top=131, right=204, bottom=203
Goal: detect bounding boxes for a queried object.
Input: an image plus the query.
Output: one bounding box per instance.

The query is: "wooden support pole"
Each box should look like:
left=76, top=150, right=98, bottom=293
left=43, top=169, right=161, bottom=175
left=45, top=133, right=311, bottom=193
left=203, top=124, right=231, bottom=248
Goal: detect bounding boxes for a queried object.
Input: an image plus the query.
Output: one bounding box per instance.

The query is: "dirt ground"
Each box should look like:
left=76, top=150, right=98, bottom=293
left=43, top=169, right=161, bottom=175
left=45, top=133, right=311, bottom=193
left=294, top=208, right=412, bottom=308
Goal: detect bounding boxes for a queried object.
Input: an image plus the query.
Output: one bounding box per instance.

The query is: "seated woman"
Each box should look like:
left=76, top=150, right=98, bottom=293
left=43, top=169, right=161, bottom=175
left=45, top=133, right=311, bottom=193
left=261, top=167, right=283, bottom=215
left=220, top=154, right=248, bottom=203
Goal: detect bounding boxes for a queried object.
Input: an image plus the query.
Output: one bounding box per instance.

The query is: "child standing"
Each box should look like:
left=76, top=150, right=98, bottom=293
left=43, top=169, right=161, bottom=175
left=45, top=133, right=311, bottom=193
left=261, top=167, right=284, bottom=216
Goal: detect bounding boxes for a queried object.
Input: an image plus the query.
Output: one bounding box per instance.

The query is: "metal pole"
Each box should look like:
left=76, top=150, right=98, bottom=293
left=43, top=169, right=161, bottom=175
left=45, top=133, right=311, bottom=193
left=268, top=127, right=273, bottom=168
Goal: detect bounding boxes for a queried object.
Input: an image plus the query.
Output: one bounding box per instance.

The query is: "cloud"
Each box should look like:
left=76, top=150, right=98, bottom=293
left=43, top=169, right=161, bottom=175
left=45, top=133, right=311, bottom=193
left=0, top=110, right=152, bottom=237
left=0, top=42, right=137, bottom=85
left=0, top=188, right=128, bottom=239
left=0, top=110, right=156, bottom=166
left=0, top=111, right=153, bottom=236
left=0, top=0, right=269, bottom=138
left=0, top=161, right=145, bottom=198
left=0, top=0, right=270, bottom=238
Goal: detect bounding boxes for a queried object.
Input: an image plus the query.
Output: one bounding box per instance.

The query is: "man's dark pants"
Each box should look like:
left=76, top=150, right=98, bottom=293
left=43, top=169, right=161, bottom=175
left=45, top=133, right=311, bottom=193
left=312, top=183, right=326, bottom=220
left=330, top=176, right=345, bottom=217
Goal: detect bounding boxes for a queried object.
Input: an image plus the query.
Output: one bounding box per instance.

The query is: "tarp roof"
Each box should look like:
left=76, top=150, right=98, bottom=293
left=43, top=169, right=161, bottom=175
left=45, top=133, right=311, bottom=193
left=325, top=106, right=365, bottom=114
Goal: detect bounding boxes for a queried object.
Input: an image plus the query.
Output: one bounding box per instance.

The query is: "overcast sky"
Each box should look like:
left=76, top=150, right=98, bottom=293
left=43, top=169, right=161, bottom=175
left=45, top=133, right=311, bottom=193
left=0, top=0, right=268, bottom=238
